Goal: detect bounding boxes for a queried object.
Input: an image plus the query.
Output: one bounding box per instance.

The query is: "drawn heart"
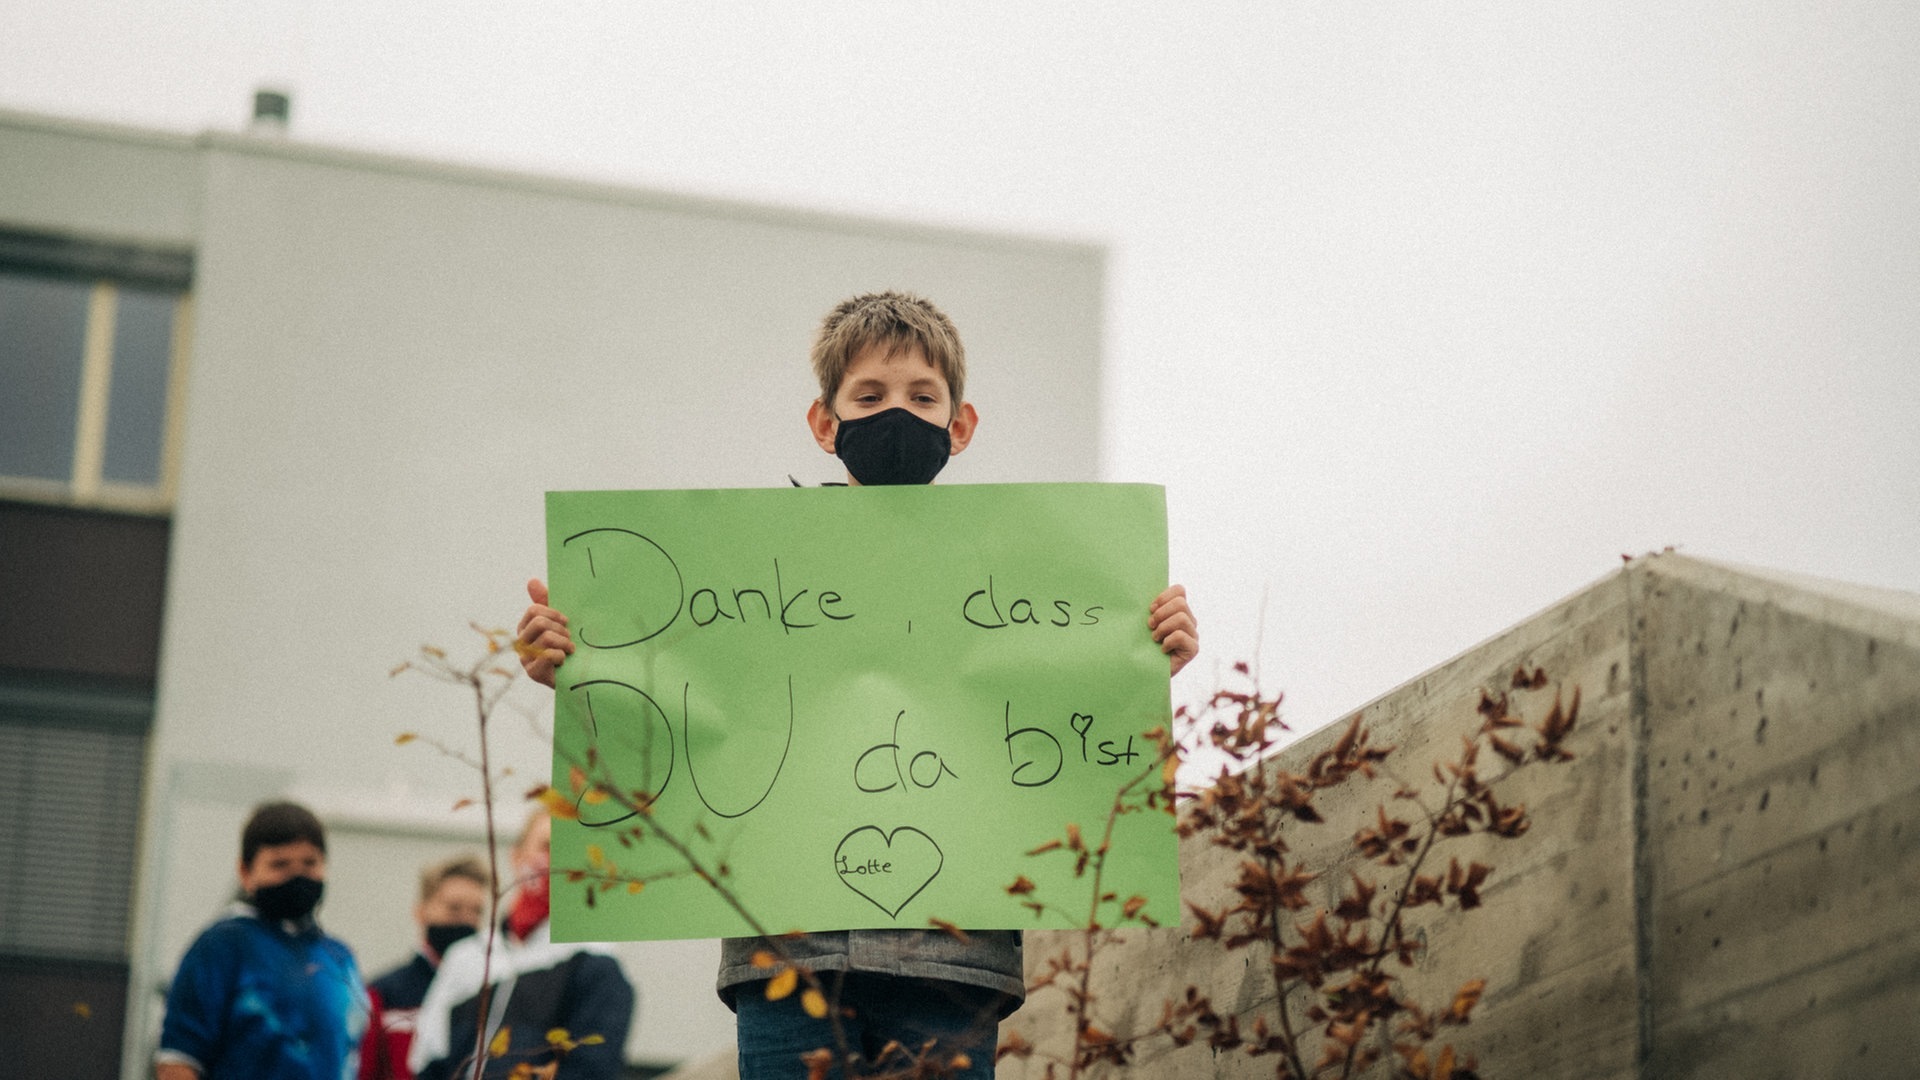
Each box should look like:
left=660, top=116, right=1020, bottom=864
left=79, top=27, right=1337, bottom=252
left=834, top=826, right=944, bottom=918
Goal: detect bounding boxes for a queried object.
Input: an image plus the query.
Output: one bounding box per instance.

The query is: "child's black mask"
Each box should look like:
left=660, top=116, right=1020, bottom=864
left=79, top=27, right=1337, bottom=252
left=426, top=922, right=477, bottom=958
left=252, top=875, right=324, bottom=923
left=833, top=407, right=952, bottom=486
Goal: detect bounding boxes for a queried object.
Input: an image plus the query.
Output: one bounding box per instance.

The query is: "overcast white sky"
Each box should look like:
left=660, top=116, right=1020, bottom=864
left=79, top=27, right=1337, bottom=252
left=6, top=1, right=1917, bottom=738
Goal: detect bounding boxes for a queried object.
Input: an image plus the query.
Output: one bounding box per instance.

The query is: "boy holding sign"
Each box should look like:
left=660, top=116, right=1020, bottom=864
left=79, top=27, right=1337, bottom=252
left=516, top=291, right=1198, bottom=1080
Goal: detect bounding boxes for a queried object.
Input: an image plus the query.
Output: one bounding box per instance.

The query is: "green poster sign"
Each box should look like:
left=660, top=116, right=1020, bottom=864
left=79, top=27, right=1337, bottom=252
left=545, top=483, right=1177, bottom=942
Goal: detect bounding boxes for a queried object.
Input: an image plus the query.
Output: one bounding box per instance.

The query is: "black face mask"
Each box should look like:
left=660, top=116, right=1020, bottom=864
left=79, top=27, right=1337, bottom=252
left=425, top=922, right=477, bottom=958
left=833, top=407, right=952, bottom=486
left=252, top=875, right=324, bottom=922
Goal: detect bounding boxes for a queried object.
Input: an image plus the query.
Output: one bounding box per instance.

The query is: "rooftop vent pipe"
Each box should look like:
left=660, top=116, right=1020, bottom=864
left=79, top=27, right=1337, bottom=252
left=251, top=88, right=291, bottom=134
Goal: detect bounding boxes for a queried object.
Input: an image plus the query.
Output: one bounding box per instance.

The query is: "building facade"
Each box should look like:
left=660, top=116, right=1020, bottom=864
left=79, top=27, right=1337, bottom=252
left=0, top=106, right=1106, bottom=1078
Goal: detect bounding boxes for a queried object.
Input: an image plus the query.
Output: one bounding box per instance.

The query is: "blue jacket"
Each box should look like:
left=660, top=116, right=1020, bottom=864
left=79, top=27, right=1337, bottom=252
left=158, top=905, right=369, bottom=1080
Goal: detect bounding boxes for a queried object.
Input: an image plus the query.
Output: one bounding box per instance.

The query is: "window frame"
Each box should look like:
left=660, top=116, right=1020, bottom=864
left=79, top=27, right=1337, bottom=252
left=0, top=227, right=194, bottom=514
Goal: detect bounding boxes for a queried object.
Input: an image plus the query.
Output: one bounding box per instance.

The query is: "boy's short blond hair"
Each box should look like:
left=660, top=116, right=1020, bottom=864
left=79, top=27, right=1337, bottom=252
left=811, top=291, right=967, bottom=409
left=419, top=853, right=489, bottom=903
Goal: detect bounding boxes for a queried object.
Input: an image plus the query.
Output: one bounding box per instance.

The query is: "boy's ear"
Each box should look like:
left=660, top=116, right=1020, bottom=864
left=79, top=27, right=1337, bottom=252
left=806, top=399, right=839, bottom=454
left=948, top=402, right=979, bottom=455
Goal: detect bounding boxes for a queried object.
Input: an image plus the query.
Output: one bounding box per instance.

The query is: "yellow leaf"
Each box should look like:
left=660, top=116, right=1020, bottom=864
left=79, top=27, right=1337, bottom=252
left=546, top=1028, right=571, bottom=1046
left=586, top=844, right=605, bottom=869
left=626, top=880, right=644, bottom=895
left=534, top=786, right=581, bottom=821
left=801, top=988, right=828, bottom=1019
left=489, top=1026, right=512, bottom=1058
left=579, top=1035, right=606, bottom=1046
left=751, top=950, right=777, bottom=969
left=72, top=1002, right=92, bottom=1019
left=394, top=733, right=417, bottom=746
left=508, top=1065, right=534, bottom=1080
left=1448, top=979, right=1486, bottom=1022
left=568, top=765, right=588, bottom=793
left=583, top=786, right=610, bottom=805
left=765, top=968, right=798, bottom=1001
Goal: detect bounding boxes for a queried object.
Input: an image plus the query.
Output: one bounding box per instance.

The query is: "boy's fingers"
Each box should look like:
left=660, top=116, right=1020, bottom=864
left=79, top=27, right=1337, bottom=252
left=1148, top=583, right=1199, bottom=677
left=522, top=625, right=574, bottom=655
left=1148, top=585, right=1194, bottom=628
left=524, top=652, right=559, bottom=690
left=519, top=579, right=569, bottom=690
left=1167, top=633, right=1198, bottom=677
left=514, top=607, right=552, bottom=638
left=1149, top=600, right=1196, bottom=633
left=515, top=639, right=566, bottom=680
left=518, top=597, right=569, bottom=631
left=1151, top=610, right=1196, bottom=643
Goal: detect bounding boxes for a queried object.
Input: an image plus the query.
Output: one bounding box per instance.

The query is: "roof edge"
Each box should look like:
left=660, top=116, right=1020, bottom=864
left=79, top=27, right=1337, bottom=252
left=1629, top=551, right=1920, bottom=650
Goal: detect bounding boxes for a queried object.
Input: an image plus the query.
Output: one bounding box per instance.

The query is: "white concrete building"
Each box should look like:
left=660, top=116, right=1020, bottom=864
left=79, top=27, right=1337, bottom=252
left=0, top=104, right=1106, bottom=1078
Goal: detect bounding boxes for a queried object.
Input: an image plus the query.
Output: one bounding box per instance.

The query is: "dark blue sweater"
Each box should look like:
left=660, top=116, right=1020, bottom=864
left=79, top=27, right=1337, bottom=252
left=159, top=908, right=368, bottom=1080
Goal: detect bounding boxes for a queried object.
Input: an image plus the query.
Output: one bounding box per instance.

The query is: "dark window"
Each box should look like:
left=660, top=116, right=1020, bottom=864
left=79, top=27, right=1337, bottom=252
left=0, top=227, right=192, bottom=508
left=105, top=285, right=180, bottom=487
left=0, top=272, right=90, bottom=482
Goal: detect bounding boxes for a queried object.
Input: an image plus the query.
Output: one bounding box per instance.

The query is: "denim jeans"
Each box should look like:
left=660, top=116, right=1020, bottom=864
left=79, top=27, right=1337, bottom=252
left=735, top=972, right=1004, bottom=1080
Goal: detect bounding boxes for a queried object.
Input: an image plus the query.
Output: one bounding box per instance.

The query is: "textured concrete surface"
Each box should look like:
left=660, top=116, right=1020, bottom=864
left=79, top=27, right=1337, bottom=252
left=997, top=553, right=1920, bottom=1079
left=1633, top=559, right=1920, bottom=1078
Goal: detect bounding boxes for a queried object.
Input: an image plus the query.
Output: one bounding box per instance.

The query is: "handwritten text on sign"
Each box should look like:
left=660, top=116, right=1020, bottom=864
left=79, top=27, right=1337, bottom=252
left=546, top=483, right=1176, bottom=943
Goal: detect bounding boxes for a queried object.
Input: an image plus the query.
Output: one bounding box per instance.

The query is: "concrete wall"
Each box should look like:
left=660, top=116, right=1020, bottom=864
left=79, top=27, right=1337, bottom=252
left=0, top=107, right=1109, bottom=1077
left=1634, top=560, right=1920, bottom=1076
left=1000, top=553, right=1920, bottom=1078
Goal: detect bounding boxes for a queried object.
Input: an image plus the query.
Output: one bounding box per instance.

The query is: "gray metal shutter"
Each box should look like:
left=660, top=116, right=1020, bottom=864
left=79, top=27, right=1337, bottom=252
left=0, top=683, right=149, bottom=961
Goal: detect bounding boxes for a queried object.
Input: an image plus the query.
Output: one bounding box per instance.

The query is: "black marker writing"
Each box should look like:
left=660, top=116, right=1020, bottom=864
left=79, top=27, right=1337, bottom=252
left=565, top=678, right=677, bottom=827
left=833, top=826, right=943, bottom=918
left=963, top=575, right=1103, bottom=629
left=855, top=710, right=960, bottom=793
left=1071, top=712, right=1095, bottom=761
left=564, top=528, right=854, bottom=646
left=682, top=676, right=794, bottom=818
left=1004, top=701, right=1063, bottom=787
left=562, top=528, right=684, bottom=647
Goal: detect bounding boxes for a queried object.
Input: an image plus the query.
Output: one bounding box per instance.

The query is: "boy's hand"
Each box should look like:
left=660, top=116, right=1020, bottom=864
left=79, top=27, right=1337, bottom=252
left=516, top=578, right=574, bottom=689
left=1150, top=584, right=1199, bottom=678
